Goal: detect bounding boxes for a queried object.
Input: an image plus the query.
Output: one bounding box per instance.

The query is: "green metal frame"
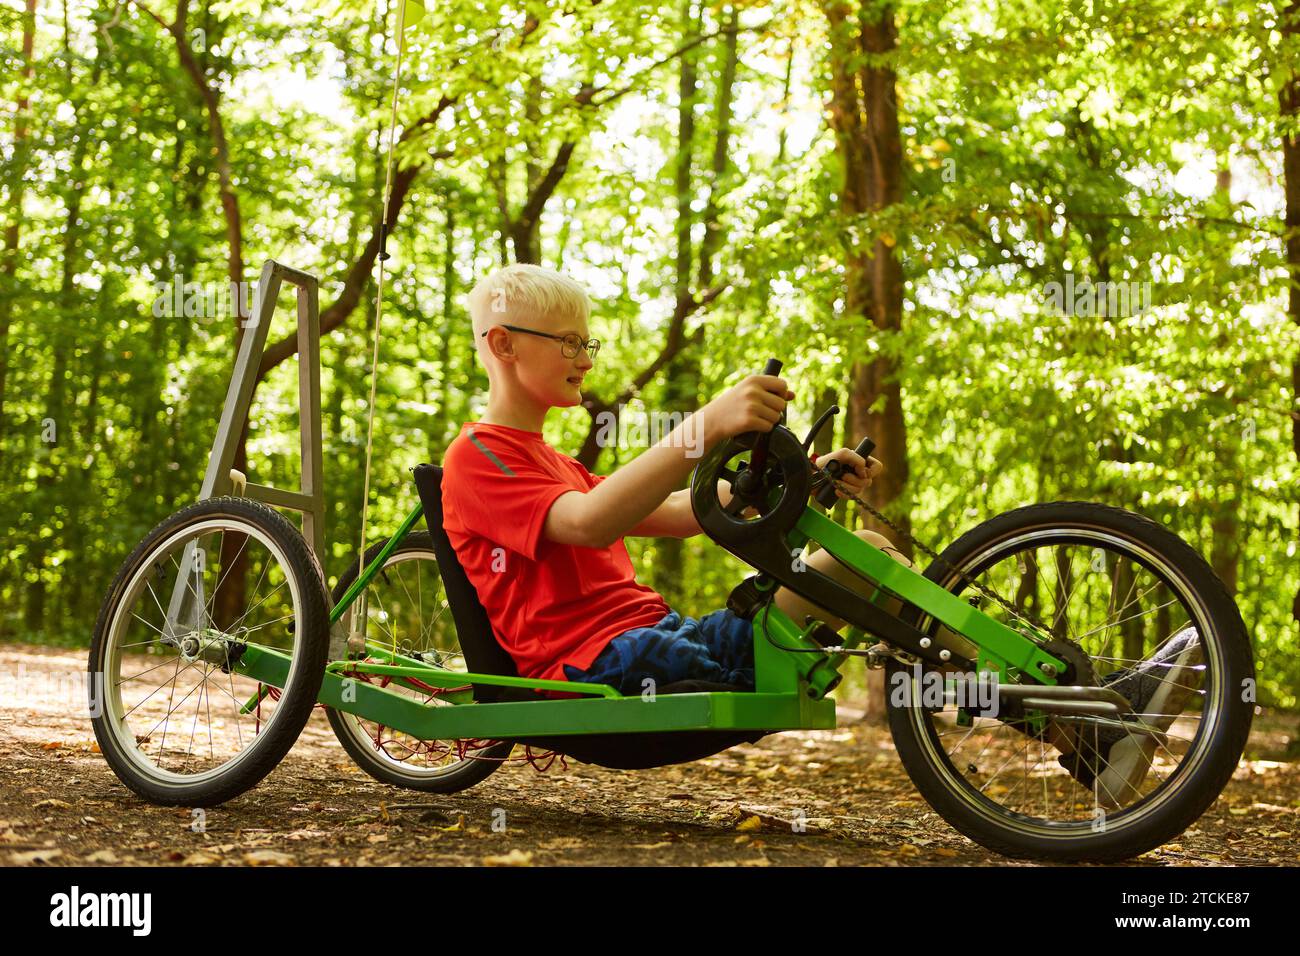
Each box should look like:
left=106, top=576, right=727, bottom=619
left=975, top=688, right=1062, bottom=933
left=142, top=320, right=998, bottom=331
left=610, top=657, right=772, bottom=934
left=233, top=489, right=1067, bottom=742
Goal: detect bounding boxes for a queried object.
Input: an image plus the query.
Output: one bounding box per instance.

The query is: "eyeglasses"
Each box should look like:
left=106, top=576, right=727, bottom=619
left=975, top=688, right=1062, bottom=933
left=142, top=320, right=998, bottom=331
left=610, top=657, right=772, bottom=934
left=480, top=324, right=600, bottom=361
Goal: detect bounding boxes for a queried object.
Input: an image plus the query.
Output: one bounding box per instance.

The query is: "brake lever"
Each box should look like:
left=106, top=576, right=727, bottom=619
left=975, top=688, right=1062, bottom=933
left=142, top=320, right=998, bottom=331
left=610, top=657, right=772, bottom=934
left=802, top=403, right=840, bottom=453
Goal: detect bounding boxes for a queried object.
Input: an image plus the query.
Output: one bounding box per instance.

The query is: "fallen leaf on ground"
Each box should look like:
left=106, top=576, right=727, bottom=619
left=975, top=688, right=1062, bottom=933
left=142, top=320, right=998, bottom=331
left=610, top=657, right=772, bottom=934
left=537, top=837, right=586, bottom=850
left=483, top=849, right=533, bottom=866
left=243, top=849, right=296, bottom=866
left=11, top=848, right=62, bottom=864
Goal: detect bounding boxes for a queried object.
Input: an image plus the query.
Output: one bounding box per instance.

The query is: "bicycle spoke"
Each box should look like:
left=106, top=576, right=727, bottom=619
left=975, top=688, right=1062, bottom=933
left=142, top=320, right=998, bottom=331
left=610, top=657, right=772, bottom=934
left=185, top=663, right=209, bottom=766
left=1039, top=729, right=1052, bottom=818
left=977, top=725, right=1032, bottom=794
left=1077, top=595, right=1179, bottom=643
left=226, top=666, right=244, bottom=751
left=129, top=612, right=168, bottom=641
left=331, top=542, right=498, bottom=777
left=916, top=529, right=1216, bottom=830
left=153, top=654, right=186, bottom=757
left=238, top=612, right=296, bottom=636
left=167, top=551, right=213, bottom=630
left=365, top=586, right=401, bottom=649
left=393, top=566, right=421, bottom=632
left=117, top=654, right=189, bottom=687
left=98, top=509, right=318, bottom=789
left=225, top=577, right=286, bottom=635
left=205, top=528, right=252, bottom=622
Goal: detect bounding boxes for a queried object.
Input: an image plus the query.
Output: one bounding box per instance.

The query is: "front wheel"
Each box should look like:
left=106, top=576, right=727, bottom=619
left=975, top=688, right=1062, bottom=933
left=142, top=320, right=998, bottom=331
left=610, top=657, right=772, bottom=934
left=885, top=501, right=1254, bottom=862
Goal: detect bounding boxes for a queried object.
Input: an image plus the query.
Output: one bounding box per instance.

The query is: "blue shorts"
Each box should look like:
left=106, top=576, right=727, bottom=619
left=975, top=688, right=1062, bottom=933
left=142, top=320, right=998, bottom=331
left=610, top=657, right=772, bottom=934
left=562, top=609, right=755, bottom=696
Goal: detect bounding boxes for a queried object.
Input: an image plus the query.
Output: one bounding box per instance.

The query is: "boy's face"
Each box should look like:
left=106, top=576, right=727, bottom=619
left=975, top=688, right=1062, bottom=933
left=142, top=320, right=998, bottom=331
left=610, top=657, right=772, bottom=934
left=501, top=313, right=594, bottom=410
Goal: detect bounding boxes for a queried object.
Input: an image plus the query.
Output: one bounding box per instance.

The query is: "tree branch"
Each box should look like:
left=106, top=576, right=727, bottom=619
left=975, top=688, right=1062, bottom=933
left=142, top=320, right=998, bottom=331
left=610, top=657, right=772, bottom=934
left=256, top=96, right=455, bottom=378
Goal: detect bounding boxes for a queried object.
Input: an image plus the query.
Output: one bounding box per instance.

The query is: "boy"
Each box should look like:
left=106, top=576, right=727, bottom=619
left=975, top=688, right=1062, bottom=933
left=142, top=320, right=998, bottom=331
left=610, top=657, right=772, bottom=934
left=440, top=263, right=897, bottom=699
left=440, top=264, right=1200, bottom=805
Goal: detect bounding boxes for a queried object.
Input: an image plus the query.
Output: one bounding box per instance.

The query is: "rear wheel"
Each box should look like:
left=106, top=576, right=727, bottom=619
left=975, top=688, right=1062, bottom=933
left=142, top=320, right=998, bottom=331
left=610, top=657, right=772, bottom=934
left=325, top=532, right=512, bottom=793
left=89, top=497, right=331, bottom=806
left=885, top=501, right=1254, bottom=862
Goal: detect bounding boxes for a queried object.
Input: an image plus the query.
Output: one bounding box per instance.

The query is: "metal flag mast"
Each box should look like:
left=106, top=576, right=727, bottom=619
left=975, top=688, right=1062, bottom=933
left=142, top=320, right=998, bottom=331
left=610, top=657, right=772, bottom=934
left=165, top=1, right=428, bottom=661
left=347, top=0, right=425, bottom=654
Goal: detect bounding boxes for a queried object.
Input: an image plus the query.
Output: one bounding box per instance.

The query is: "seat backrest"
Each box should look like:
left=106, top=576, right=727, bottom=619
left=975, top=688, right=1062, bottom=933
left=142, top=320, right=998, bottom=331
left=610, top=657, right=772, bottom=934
left=413, top=462, right=523, bottom=702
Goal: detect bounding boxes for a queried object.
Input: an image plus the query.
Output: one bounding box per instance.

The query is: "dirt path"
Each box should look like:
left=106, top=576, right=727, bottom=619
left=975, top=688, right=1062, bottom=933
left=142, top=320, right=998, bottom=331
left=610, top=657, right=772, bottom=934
left=2, top=644, right=1297, bottom=867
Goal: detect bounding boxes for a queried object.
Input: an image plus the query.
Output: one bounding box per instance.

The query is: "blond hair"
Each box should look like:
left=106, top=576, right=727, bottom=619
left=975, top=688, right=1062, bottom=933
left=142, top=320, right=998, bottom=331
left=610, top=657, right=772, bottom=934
left=468, top=264, right=591, bottom=342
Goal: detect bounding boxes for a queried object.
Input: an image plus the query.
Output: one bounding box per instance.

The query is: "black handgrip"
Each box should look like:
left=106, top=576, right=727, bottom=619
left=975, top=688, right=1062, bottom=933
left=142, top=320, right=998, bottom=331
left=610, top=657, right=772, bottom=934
left=744, top=358, right=784, bottom=481
left=814, top=435, right=876, bottom=508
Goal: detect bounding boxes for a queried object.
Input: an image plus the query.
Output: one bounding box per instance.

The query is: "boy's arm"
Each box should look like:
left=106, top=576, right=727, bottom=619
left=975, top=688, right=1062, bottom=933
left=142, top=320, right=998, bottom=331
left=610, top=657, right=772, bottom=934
left=626, top=489, right=696, bottom=538
left=543, top=374, right=790, bottom=549
left=626, top=484, right=756, bottom=538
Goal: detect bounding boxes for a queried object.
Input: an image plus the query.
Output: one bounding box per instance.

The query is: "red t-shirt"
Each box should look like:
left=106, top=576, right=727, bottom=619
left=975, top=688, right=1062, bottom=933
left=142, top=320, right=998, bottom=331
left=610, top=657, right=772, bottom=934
left=440, top=421, right=671, bottom=684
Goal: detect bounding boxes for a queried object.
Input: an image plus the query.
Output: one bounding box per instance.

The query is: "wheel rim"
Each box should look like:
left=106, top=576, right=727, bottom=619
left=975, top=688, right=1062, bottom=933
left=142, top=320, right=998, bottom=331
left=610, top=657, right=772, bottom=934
left=98, top=516, right=309, bottom=789
left=901, top=524, right=1223, bottom=839
left=334, top=545, right=508, bottom=778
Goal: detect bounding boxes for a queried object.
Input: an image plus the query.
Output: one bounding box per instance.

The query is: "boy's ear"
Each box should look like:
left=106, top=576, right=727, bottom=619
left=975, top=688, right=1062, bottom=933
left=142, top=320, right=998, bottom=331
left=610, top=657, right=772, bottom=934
left=483, top=327, right=516, bottom=362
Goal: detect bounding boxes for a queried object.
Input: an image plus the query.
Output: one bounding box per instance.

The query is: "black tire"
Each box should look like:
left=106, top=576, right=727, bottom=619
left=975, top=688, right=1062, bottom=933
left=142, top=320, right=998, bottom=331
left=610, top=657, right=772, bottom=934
left=325, top=531, right=512, bottom=793
left=89, top=497, right=331, bottom=807
left=885, top=501, right=1254, bottom=862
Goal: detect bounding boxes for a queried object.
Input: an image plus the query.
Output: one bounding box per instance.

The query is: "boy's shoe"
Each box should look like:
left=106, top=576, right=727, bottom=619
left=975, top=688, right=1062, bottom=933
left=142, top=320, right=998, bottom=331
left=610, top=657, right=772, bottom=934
left=1056, top=626, right=1203, bottom=808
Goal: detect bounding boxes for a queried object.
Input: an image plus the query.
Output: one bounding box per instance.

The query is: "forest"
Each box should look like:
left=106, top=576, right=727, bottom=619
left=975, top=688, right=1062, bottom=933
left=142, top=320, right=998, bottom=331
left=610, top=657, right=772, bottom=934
left=2, top=0, right=1297, bottom=709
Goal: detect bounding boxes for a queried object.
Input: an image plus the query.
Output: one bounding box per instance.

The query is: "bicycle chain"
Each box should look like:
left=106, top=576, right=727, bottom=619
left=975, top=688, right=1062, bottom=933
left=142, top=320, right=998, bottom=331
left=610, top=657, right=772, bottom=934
left=813, top=465, right=1058, bottom=645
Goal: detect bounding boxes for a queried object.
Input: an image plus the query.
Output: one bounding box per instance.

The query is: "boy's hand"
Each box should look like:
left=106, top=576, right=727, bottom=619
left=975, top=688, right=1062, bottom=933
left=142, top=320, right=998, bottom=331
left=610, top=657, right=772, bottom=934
left=701, top=374, right=792, bottom=443
left=814, top=447, right=883, bottom=499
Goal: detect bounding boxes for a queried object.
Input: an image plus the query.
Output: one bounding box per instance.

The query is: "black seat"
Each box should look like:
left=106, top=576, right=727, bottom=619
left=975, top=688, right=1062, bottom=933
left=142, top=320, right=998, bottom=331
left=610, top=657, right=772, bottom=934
left=413, top=462, right=768, bottom=769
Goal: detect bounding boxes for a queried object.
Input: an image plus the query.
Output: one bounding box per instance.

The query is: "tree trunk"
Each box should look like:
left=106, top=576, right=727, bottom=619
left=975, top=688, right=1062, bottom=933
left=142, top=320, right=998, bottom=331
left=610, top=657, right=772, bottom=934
left=1115, top=556, right=1145, bottom=663
left=1014, top=549, right=1040, bottom=618
left=573, top=5, right=735, bottom=473
left=436, top=202, right=457, bottom=456
left=1210, top=505, right=1240, bottom=595
left=1281, top=0, right=1300, bottom=624
left=27, top=8, right=97, bottom=637
left=697, top=5, right=739, bottom=287
left=133, top=1, right=251, bottom=627
left=58, top=17, right=107, bottom=626
left=508, top=141, right=576, bottom=265
left=821, top=0, right=908, bottom=723
left=1209, top=156, right=1242, bottom=598
left=1051, top=546, right=1074, bottom=642
left=656, top=0, right=703, bottom=594
left=0, top=0, right=37, bottom=452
